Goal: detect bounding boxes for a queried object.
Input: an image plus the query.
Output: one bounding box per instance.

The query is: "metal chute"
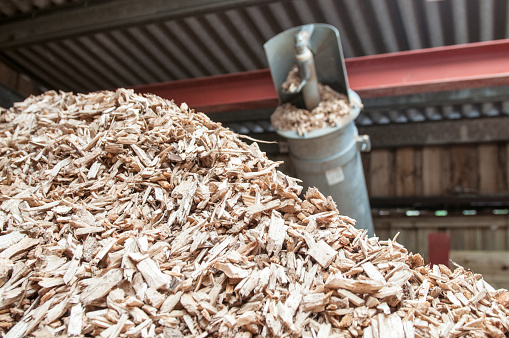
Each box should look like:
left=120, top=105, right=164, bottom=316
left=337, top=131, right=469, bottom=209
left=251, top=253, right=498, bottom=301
left=264, top=24, right=374, bottom=236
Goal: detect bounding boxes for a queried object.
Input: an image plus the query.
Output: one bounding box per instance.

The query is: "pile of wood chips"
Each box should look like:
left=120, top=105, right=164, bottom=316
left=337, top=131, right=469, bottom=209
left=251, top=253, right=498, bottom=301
left=0, top=89, right=508, bottom=338
left=271, top=66, right=353, bottom=136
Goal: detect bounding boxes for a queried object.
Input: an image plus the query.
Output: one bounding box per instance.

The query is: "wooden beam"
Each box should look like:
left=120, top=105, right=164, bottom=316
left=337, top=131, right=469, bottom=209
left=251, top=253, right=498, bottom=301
left=358, top=117, right=509, bottom=148
left=369, top=195, right=509, bottom=209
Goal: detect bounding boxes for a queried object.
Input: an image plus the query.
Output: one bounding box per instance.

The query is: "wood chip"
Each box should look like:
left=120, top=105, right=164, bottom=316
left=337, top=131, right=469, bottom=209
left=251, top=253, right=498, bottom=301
left=0, top=89, right=506, bottom=337
left=271, top=66, right=354, bottom=136
left=67, top=303, right=83, bottom=336
left=80, top=269, right=123, bottom=304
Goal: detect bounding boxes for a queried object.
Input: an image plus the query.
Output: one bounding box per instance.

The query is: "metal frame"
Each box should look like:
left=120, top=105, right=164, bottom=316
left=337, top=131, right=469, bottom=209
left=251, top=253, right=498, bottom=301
left=370, top=195, right=509, bottom=210
left=133, top=39, right=509, bottom=113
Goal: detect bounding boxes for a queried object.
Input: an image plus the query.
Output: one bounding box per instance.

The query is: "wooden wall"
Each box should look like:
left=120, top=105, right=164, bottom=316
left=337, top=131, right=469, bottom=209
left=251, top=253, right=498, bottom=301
left=362, top=142, right=509, bottom=197
left=364, top=142, right=509, bottom=289
left=374, top=214, right=509, bottom=258
left=374, top=214, right=509, bottom=289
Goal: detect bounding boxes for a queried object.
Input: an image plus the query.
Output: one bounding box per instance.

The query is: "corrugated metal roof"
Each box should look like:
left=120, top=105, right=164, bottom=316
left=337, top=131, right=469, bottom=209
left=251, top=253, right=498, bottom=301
left=0, top=0, right=84, bottom=21
left=1, top=0, right=509, bottom=93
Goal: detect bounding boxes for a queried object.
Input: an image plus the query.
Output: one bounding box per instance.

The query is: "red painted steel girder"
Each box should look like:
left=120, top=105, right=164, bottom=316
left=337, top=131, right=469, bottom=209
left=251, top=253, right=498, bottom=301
left=134, top=39, right=509, bottom=113
left=348, top=39, right=509, bottom=97
left=135, top=70, right=278, bottom=114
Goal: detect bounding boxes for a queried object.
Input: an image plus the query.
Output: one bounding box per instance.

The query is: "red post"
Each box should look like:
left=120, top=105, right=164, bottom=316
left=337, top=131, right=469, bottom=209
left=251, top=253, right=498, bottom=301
left=428, top=232, right=450, bottom=266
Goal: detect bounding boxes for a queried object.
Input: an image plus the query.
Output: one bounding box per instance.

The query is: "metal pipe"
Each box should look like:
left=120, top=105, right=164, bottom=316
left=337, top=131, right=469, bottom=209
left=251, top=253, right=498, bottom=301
left=295, top=30, right=320, bottom=110
left=279, top=91, right=374, bottom=236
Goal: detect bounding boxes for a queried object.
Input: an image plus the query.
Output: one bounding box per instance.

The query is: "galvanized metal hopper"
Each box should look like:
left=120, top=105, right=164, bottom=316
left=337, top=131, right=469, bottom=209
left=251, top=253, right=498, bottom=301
left=264, top=24, right=352, bottom=109
left=264, top=24, right=374, bottom=236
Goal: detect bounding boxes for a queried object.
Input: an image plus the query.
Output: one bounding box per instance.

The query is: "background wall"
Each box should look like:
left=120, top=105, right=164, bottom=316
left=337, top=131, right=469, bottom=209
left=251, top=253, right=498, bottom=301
left=363, top=143, right=509, bottom=198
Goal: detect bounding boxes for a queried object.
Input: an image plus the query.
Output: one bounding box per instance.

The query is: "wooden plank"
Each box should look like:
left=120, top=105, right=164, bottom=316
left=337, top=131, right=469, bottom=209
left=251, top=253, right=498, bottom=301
left=369, top=149, right=393, bottom=197
left=361, top=152, right=371, bottom=195
left=393, top=222, right=417, bottom=253
left=374, top=214, right=509, bottom=254
left=417, top=228, right=433, bottom=261
left=422, top=146, right=442, bottom=196
left=478, top=143, right=499, bottom=193
left=449, top=145, right=478, bottom=194
left=449, top=228, right=466, bottom=251
left=373, top=215, right=509, bottom=229
left=475, top=227, right=484, bottom=250
left=374, top=223, right=391, bottom=242
left=498, top=143, right=507, bottom=193
left=506, top=143, right=509, bottom=193
left=482, top=226, right=507, bottom=251
left=450, top=250, right=509, bottom=289
left=441, top=145, right=452, bottom=194
left=414, top=147, right=423, bottom=196
left=395, top=147, right=415, bottom=196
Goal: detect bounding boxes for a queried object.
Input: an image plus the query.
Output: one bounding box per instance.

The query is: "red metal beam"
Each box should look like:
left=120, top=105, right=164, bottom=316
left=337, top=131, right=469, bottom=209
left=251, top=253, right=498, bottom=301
left=133, top=39, right=509, bottom=113
left=348, top=39, right=509, bottom=97
left=134, top=70, right=277, bottom=114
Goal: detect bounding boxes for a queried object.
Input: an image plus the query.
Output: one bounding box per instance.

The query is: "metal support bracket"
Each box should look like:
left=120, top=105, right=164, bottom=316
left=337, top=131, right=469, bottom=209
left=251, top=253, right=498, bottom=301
left=355, top=134, right=371, bottom=152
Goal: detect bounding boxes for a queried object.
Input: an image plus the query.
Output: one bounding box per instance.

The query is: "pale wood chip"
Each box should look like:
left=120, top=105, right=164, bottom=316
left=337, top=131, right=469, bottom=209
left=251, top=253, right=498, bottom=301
left=80, top=269, right=123, bottom=304
left=67, top=303, right=83, bottom=336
